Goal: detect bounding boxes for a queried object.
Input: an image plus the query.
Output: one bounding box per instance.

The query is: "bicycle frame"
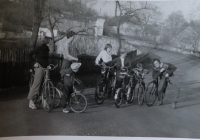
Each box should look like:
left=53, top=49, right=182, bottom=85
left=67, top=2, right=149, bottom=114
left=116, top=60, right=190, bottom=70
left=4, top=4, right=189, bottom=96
left=100, top=64, right=117, bottom=91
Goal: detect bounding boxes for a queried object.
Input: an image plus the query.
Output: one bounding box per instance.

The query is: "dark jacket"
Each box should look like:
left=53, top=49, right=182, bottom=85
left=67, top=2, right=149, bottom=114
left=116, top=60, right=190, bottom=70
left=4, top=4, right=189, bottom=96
left=105, top=56, right=132, bottom=81
left=152, top=62, right=177, bottom=79
left=28, top=44, right=62, bottom=68
left=105, top=57, right=132, bottom=70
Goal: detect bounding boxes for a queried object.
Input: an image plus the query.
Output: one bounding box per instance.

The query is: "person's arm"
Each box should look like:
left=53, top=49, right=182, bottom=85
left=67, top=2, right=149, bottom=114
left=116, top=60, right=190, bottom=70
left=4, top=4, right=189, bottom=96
left=95, top=51, right=103, bottom=65
left=105, top=58, right=118, bottom=66
left=49, top=53, right=63, bottom=60
left=54, top=34, right=67, bottom=43
left=27, top=46, right=41, bottom=63
left=166, top=63, right=177, bottom=76
left=152, top=68, right=161, bottom=79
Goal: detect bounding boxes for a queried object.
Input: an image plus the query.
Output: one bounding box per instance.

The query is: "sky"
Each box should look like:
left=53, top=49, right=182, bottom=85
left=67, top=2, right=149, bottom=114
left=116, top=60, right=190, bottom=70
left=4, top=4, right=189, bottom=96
left=92, top=0, right=200, bottom=22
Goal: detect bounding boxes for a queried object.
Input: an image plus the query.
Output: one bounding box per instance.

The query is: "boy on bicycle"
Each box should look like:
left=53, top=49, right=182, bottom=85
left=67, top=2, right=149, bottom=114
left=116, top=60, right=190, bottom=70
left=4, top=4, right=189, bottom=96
left=152, top=58, right=180, bottom=109
left=60, top=62, right=82, bottom=113
left=104, top=48, right=132, bottom=89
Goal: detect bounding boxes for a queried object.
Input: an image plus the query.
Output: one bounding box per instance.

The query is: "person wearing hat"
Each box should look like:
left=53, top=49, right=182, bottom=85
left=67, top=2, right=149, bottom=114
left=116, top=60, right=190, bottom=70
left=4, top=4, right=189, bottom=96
left=60, top=62, right=82, bottom=113
left=27, top=37, right=63, bottom=110
left=104, top=48, right=132, bottom=88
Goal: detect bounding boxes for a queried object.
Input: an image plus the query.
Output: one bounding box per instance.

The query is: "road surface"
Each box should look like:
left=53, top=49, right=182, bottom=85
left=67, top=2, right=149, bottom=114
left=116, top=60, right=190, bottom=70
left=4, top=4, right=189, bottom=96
left=0, top=47, right=200, bottom=138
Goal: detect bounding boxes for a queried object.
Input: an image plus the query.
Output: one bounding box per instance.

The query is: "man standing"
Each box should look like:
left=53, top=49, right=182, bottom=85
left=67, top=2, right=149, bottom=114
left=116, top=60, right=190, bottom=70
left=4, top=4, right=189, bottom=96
left=152, top=58, right=180, bottom=109
left=56, top=30, right=79, bottom=70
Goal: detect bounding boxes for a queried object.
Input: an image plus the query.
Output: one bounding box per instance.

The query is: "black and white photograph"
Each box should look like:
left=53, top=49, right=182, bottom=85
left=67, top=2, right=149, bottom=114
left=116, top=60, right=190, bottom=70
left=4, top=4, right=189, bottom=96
left=0, top=0, right=200, bottom=139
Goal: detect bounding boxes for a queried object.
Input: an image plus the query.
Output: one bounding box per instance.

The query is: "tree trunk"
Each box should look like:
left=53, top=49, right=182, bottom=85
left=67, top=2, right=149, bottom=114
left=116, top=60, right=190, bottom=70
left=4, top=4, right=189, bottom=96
left=29, top=0, right=45, bottom=48
left=117, top=19, right=122, bottom=55
left=115, top=1, right=117, bottom=17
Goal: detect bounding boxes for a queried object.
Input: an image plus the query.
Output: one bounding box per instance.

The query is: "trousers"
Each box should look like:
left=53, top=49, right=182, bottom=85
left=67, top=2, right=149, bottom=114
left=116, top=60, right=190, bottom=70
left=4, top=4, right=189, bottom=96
left=27, top=67, right=45, bottom=100
left=158, top=75, right=180, bottom=102
left=61, top=84, right=73, bottom=108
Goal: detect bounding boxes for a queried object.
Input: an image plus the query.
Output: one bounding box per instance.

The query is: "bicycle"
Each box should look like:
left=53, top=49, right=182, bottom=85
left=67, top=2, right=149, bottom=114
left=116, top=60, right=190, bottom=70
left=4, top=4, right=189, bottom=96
left=114, top=67, right=149, bottom=108
left=29, top=63, right=58, bottom=112
left=53, top=75, right=87, bottom=113
left=134, top=68, right=149, bottom=105
left=144, top=75, right=171, bottom=107
left=95, top=63, right=117, bottom=105
left=114, top=67, right=134, bottom=108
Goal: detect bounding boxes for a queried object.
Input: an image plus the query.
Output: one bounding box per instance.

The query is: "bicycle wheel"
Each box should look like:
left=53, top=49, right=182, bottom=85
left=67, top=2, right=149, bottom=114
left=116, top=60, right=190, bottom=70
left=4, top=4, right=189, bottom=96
left=126, top=86, right=134, bottom=104
left=42, top=81, right=55, bottom=112
left=95, top=78, right=108, bottom=105
left=53, top=87, right=62, bottom=107
left=74, top=78, right=84, bottom=92
left=145, top=81, right=157, bottom=107
left=69, top=92, right=87, bottom=113
left=136, top=84, right=145, bottom=105
left=114, top=88, right=123, bottom=108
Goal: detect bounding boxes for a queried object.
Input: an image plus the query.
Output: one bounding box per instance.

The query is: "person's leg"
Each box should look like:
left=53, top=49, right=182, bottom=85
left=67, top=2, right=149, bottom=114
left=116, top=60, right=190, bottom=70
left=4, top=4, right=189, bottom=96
left=61, top=84, right=70, bottom=113
left=27, top=67, right=44, bottom=109
left=170, top=76, right=180, bottom=109
left=157, top=78, right=166, bottom=104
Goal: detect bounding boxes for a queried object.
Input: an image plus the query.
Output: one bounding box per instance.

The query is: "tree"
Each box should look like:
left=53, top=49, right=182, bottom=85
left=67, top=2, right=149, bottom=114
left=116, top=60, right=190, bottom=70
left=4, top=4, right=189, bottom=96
left=165, top=11, right=186, bottom=38
left=110, top=1, right=161, bottom=55
left=138, top=3, right=162, bottom=37
left=29, top=0, right=46, bottom=48
left=41, top=0, right=98, bottom=52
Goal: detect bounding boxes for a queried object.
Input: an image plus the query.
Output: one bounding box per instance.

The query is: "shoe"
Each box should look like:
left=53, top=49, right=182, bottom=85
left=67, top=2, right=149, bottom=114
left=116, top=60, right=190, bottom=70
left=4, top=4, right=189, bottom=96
left=29, top=100, right=37, bottom=110
left=172, top=102, right=176, bottom=109
left=157, top=100, right=163, bottom=106
left=63, top=108, right=69, bottom=113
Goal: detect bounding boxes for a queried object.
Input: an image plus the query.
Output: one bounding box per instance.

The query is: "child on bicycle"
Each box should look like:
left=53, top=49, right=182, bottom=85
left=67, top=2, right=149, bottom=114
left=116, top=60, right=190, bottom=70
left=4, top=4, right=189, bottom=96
left=135, top=63, right=148, bottom=89
left=95, top=44, right=115, bottom=97
left=60, top=62, right=82, bottom=113
left=152, top=58, right=180, bottom=109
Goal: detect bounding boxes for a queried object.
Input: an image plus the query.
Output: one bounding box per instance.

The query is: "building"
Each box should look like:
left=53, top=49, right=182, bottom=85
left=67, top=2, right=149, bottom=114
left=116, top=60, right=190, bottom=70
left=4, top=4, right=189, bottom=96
left=170, top=26, right=199, bottom=51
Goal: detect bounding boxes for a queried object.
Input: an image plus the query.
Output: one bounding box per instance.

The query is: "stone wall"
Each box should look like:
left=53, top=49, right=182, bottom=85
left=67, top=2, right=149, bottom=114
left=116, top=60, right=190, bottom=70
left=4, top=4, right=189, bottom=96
left=55, top=35, right=142, bottom=56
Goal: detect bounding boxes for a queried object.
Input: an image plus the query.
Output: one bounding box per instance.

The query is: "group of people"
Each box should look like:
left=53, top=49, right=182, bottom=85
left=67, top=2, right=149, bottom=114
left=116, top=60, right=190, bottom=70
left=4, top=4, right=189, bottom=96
left=27, top=31, right=81, bottom=113
left=95, top=43, right=180, bottom=109
left=27, top=30, right=180, bottom=114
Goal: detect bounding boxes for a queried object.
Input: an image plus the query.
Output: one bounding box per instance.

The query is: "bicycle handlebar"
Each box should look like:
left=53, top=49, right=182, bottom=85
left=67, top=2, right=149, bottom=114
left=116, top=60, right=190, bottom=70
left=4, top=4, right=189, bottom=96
left=45, top=64, right=58, bottom=70
left=99, top=63, right=116, bottom=69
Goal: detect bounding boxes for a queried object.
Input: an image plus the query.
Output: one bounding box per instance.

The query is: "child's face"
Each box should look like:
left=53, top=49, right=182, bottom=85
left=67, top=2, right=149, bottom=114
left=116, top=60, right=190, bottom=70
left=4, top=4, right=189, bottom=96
left=106, top=47, right=112, bottom=54
left=153, top=60, right=160, bottom=68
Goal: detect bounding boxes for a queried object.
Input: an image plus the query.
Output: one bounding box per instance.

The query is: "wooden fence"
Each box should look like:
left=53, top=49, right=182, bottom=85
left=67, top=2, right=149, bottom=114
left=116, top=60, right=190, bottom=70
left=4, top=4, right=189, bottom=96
left=0, top=48, right=32, bottom=89
left=0, top=48, right=140, bottom=90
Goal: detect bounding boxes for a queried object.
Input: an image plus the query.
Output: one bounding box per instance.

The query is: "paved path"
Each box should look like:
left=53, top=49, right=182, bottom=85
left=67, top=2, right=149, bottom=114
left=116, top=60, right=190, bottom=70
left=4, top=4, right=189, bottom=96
left=0, top=47, right=200, bottom=138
